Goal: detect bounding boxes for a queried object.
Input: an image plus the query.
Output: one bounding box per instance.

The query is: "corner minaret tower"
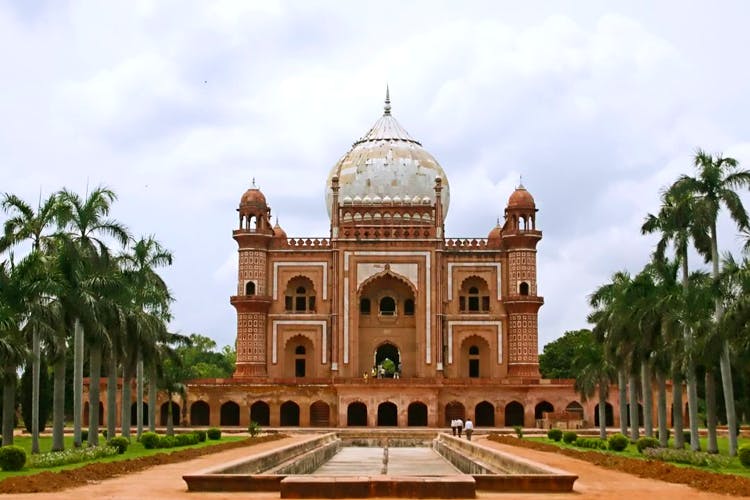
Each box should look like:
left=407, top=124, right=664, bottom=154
left=230, top=180, right=273, bottom=377
left=502, top=184, right=544, bottom=378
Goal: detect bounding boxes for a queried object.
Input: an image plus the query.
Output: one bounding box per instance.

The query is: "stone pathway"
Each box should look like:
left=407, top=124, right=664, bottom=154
left=6, top=433, right=742, bottom=499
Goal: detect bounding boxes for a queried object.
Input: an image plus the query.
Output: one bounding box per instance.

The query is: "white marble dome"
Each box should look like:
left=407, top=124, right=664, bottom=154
left=326, top=90, right=450, bottom=218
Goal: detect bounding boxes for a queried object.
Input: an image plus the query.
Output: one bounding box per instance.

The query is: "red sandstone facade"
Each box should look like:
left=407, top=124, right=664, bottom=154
left=84, top=95, right=684, bottom=431
left=183, top=94, right=611, bottom=429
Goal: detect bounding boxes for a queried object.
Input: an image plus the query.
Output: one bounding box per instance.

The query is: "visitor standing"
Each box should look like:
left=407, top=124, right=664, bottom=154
left=450, top=419, right=457, bottom=436
left=464, top=419, right=474, bottom=441
left=456, top=418, right=463, bottom=437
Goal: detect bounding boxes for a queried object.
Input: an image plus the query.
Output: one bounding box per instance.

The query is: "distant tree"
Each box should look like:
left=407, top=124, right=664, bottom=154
left=176, top=334, right=235, bottom=380
left=539, top=329, right=593, bottom=379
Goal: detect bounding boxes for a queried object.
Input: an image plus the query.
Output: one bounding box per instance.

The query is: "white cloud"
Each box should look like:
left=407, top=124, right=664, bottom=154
left=2, top=2, right=750, bottom=353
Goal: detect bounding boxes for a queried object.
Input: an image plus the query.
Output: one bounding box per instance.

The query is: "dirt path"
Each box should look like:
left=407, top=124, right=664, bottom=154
left=5, top=433, right=745, bottom=499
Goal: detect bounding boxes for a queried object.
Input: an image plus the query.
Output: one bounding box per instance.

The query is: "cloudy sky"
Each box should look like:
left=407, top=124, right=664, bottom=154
left=2, top=1, right=749, bottom=353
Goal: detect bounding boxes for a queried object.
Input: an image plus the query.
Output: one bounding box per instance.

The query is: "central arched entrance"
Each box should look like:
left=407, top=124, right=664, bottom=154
left=377, top=402, right=398, bottom=426
left=375, top=343, right=400, bottom=378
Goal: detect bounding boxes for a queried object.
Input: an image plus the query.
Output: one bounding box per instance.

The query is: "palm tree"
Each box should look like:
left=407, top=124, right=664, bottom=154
left=589, top=271, right=638, bottom=440
left=572, top=329, right=615, bottom=440
left=645, top=256, right=683, bottom=447
left=674, top=149, right=750, bottom=456
left=0, top=253, right=48, bottom=445
left=642, top=185, right=710, bottom=450
left=56, top=186, right=129, bottom=447
left=119, top=236, right=173, bottom=439
left=2, top=192, right=62, bottom=453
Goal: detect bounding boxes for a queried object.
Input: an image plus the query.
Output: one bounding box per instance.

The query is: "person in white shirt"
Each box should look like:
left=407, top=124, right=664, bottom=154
left=450, top=418, right=457, bottom=436
left=464, top=419, right=474, bottom=441
left=456, top=418, right=463, bottom=437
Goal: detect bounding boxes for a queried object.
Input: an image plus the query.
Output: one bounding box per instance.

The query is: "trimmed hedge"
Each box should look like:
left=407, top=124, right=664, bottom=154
left=739, top=444, right=750, bottom=468
left=636, top=437, right=661, bottom=454
left=0, top=445, right=27, bottom=471
left=547, top=428, right=563, bottom=442
left=194, top=430, right=207, bottom=442
left=207, top=428, right=221, bottom=440
left=140, top=431, right=160, bottom=449
left=562, top=431, right=577, bottom=444
left=108, top=436, right=130, bottom=454
left=608, top=433, right=629, bottom=451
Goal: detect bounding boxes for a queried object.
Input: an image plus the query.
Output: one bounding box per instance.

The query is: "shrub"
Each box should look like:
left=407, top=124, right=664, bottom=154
left=739, top=444, right=750, bottom=468
left=574, top=438, right=607, bottom=450
left=608, top=433, right=629, bottom=451
left=108, top=436, right=130, bottom=454
left=28, top=445, right=118, bottom=468
left=102, top=429, right=108, bottom=440
left=194, top=430, right=207, bottom=442
left=683, top=431, right=691, bottom=444
left=207, top=428, right=221, bottom=440
left=636, top=437, right=661, bottom=454
left=158, top=435, right=177, bottom=448
left=562, top=431, right=577, bottom=444
left=81, top=430, right=88, bottom=441
left=249, top=421, right=261, bottom=438
left=547, top=428, right=563, bottom=442
left=175, top=433, right=199, bottom=447
left=643, top=447, right=731, bottom=467
left=0, top=445, right=27, bottom=471
left=140, top=431, right=160, bottom=449
left=514, top=425, right=523, bottom=438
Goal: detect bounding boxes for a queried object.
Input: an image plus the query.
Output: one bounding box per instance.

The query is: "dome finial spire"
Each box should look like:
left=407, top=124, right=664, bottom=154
left=384, top=84, right=391, bottom=116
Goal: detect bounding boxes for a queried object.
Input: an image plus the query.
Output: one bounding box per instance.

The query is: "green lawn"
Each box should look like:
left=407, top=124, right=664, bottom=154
left=0, top=434, right=246, bottom=481
left=529, top=435, right=750, bottom=478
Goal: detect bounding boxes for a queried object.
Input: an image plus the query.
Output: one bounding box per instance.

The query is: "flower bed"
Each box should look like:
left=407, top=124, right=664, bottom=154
left=0, top=434, right=286, bottom=494
left=487, top=434, right=750, bottom=497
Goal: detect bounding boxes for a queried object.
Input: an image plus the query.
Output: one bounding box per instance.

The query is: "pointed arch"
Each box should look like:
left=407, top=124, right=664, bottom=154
left=358, top=269, right=417, bottom=296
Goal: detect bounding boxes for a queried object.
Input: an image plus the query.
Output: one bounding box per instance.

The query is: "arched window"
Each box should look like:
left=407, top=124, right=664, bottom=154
left=360, top=298, right=371, bottom=314
left=404, top=298, right=414, bottom=316
left=379, top=296, right=396, bottom=316
left=519, top=282, right=529, bottom=296
left=284, top=277, right=316, bottom=313
left=295, top=345, right=306, bottom=355
left=245, top=281, right=256, bottom=295
left=459, top=277, right=490, bottom=313
left=469, top=345, right=479, bottom=355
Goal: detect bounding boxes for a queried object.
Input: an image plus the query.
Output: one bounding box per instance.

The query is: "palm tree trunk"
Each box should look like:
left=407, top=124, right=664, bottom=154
left=672, top=370, right=685, bottom=449
left=73, top=318, right=84, bottom=447
left=628, top=373, right=639, bottom=442
left=166, top=392, right=174, bottom=436
left=136, top=350, right=144, bottom=439
left=148, top=365, right=157, bottom=433
left=656, top=371, right=668, bottom=447
left=618, top=369, right=628, bottom=436
left=705, top=370, right=719, bottom=453
left=107, top=352, right=117, bottom=440
left=88, top=344, right=102, bottom=446
left=710, top=222, right=738, bottom=456
left=52, top=334, right=66, bottom=452
left=719, top=341, right=738, bottom=455
left=680, top=250, right=701, bottom=451
left=2, top=365, right=16, bottom=445
left=641, top=361, right=653, bottom=438
left=31, top=328, right=40, bottom=454
left=598, top=381, right=607, bottom=441
left=121, top=363, right=131, bottom=439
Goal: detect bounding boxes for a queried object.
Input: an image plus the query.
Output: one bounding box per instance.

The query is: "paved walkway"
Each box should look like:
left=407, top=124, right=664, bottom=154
left=7, top=433, right=743, bottom=499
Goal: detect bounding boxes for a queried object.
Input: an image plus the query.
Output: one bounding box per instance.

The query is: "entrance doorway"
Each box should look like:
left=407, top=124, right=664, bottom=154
left=377, top=402, right=398, bottom=426
left=375, top=343, right=400, bottom=378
